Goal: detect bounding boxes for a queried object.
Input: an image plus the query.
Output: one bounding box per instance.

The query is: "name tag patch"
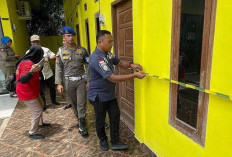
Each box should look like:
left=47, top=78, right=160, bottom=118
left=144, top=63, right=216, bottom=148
left=63, top=50, right=69, bottom=54
left=63, top=56, right=69, bottom=60
left=99, top=59, right=110, bottom=73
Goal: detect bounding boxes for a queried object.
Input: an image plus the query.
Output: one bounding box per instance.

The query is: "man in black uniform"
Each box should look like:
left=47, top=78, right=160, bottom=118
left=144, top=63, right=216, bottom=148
left=88, top=30, right=146, bottom=151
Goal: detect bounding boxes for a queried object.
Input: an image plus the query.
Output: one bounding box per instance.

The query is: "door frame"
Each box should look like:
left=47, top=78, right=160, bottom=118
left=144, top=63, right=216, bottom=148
left=111, top=0, right=134, bottom=133
left=85, top=18, right=91, bottom=53
left=76, top=24, right=81, bottom=46
left=0, top=18, right=4, bottom=42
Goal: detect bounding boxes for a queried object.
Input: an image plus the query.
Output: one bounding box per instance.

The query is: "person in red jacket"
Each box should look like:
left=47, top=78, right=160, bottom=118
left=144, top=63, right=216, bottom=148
left=16, top=46, right=51, bottom=139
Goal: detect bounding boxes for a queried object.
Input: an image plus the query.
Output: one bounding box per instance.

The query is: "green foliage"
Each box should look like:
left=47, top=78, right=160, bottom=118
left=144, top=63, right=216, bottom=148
left=26, top=0, right=64, bottom=36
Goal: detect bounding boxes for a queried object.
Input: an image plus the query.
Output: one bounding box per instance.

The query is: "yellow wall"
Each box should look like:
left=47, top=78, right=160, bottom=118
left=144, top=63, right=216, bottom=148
left=0, top=0, right=14, bottom=47
left=135, top=0, right=232, bottom=157
left=0, top=0, right=29, bottom=55
left=63, top=0, right=114, bottom=54
left=63, top=0, right=232, bottom=156
left=205, top=0, right=232, bottom=156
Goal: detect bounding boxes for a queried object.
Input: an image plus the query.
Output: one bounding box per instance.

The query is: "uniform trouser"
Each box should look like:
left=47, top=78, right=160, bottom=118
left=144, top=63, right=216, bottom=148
left=1, top=67, right=14, bottom=80
left=40, top=75, right=56, bottom=105
left=89, top=98, right=120, bottom=144
left=23, top=98, right=43, bottom=135
left=65, top=79, right=86, bottom=119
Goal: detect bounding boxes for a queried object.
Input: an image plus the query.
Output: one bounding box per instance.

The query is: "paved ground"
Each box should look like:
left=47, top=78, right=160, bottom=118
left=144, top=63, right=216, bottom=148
left=0, top=94, right=18, bottom=119
left=0, top=94, right=149, bottom=157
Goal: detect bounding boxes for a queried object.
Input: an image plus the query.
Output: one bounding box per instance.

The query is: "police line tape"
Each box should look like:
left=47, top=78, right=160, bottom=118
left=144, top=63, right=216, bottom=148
left=143, top=73, right=232, bottom=100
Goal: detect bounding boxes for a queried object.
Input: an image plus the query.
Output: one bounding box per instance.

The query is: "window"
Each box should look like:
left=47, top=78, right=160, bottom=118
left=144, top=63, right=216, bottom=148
left=76, top=12, right=78, bottom=18
left=84, top=3, right=87, bottom=11
left=85, top=19, right=91, bottom=53
left=95, top=12, right=100, bottom=36
left=169, top=0, right=217, bottom=146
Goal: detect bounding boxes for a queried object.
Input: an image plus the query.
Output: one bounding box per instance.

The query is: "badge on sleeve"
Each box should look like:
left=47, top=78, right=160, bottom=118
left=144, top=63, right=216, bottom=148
left=85, top=56, right=89, bottom=63
left=99, top=59, right=110, bottom=73
left=77, top=49, right=82, bottom=54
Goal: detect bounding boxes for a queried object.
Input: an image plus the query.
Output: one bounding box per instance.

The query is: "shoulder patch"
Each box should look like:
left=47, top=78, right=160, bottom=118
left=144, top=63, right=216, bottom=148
left=99, top=59, right=110, bottom=73
left=77, top=49, right=82, bottom=54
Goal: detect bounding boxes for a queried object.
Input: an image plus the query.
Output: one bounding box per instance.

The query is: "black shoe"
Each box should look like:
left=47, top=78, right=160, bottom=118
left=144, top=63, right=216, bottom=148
left=29, top=134, right=45, bottom=139
left=10, top=94, right=17, bottom=98
left=104, top=123, right=109, bottom=129
left=52, top=101, right=60, bottom=105
left=111, top=141, right=128, bottom=150
left=78, top=118, right=88, bottom=137
left=39, top=123, right=52, bottom=127
left=43, top=105, right=47, bottom=111
left=64, top=104, right=72, bottom=110
left=100, top=140, right=109, bottom=151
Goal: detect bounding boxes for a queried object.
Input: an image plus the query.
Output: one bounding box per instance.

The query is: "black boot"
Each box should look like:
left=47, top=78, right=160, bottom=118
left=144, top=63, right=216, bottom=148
left=64, top=103, right=72, bottom=110
left=78, top=118, right=88, bottom=137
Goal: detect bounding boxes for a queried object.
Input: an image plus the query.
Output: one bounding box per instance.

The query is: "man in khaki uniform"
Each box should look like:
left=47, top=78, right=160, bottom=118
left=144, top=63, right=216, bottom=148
left=58, top=39, right=72, bottom=110
left=55, top=26, right=89, bottom=137
left=0, top=36, right=18, bottom=97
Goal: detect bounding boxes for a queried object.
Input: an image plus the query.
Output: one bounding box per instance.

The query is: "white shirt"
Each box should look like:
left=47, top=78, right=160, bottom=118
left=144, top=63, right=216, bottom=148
left=26, top=46, right=55, bottom=80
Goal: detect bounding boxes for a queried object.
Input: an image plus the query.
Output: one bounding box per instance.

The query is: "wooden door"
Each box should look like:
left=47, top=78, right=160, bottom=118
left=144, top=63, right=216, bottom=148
left=112, top=0, right=134, bottom=132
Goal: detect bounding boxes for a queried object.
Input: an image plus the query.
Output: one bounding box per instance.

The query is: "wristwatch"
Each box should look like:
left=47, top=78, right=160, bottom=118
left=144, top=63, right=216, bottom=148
left=29, top=71, right=34, bottom=75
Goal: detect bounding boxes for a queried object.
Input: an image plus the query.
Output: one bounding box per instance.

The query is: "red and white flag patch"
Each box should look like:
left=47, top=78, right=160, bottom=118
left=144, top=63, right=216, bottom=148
left=99, top=59, right=110, bottom=73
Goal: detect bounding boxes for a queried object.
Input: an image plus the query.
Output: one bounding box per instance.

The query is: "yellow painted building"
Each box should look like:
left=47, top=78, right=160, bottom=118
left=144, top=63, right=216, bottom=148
left=63, top=0, right=232, bottom=156
left=0, top=0, right=30, bottom=54
left=0, top=0, right=62, bottom=92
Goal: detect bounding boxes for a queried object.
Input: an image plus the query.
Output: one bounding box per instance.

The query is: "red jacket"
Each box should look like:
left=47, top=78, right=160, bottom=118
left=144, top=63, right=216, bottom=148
left=16, top=60, right=40, bottom=100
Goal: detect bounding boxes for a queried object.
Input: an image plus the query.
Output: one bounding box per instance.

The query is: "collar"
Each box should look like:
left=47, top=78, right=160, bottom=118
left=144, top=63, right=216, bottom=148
left=95, top=47, right=108, bottom=57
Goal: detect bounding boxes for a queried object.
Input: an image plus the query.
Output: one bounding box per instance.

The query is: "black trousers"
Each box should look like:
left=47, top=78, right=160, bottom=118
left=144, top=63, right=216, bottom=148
left=89, top=98, right=120, bottom=144
left=40, top=75, right=56, bottom=105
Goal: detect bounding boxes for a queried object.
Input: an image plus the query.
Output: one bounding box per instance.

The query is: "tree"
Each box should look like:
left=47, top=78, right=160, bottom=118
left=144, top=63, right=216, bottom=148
left=26, top=0, right=64, bottom=36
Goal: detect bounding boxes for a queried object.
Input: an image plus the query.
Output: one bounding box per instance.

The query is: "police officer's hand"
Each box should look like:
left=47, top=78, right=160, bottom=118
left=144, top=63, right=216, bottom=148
left=131, top=63, right=143, bottom=71
left=44, top=57, right=49, bottom=62
left=134, top=70, right=146, bottom=79
left=30, top=64, right=41, bottom=73
left=86, top=82, right=89, bottom=91
left=57, top=84, right=63, bottom=94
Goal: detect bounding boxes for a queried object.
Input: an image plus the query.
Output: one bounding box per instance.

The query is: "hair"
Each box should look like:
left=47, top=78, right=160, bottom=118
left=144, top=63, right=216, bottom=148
left=96, top=30, right=111, bottom=43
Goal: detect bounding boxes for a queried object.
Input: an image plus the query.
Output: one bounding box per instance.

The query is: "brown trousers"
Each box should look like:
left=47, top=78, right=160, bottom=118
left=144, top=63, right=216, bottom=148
left=23, top=97, right=43, bottom=135
left=65, top=79, right=87, bottom=119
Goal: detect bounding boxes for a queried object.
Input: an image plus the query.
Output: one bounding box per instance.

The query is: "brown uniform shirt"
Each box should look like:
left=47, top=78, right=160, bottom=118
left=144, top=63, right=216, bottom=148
left=0, top=45, right=17, bottom=68
left=55, top=46, right=90, bottom=85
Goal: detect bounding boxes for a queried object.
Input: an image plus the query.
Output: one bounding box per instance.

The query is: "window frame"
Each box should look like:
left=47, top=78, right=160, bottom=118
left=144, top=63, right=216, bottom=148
left=169, top=0, right=217, bottom=146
